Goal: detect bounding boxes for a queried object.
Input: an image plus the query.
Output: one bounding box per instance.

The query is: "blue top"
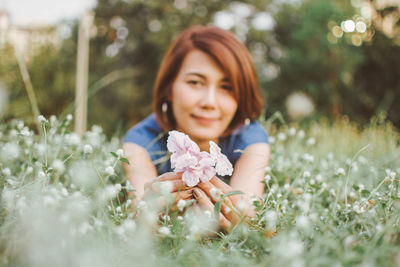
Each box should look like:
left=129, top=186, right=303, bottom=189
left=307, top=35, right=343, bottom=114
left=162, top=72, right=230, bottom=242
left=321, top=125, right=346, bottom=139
left=123, top=113, right=269, bottom=176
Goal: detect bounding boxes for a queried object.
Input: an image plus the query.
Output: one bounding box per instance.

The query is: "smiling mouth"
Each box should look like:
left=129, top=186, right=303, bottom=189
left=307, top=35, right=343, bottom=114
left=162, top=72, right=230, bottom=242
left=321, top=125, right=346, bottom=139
left=191, top=114, right=219, bottom=124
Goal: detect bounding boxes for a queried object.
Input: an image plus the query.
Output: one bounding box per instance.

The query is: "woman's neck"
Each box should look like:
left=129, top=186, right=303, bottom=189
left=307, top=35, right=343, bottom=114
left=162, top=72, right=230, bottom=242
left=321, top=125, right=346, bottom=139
left=195, top=139, right=218, bottom=152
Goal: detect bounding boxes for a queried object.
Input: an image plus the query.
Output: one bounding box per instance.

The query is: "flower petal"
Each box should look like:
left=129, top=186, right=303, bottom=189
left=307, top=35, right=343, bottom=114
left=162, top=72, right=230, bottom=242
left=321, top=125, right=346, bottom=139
left=182, top=170, right=200, bottom=187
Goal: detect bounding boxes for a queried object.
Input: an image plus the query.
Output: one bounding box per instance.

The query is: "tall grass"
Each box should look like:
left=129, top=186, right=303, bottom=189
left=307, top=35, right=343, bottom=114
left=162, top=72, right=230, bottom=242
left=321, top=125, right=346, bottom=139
left=0, top=115, right=399, bottom=266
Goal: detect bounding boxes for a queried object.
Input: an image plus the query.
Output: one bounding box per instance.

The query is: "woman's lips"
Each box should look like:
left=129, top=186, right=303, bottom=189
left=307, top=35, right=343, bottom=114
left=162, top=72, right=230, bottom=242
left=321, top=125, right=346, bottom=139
left=191, top=115, right=219, bottom=125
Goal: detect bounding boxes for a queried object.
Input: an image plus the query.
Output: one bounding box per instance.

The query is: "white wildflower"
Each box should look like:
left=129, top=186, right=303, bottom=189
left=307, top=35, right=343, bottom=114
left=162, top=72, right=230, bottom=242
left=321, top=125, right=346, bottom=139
left=177, top=216, right=183, bottom=221
left=286, top=239, right=304, bottom=257
left=50, top=115, right=57, bottom=125
left=269, top=136, right=276, bottom=144
left=336, top=168, right=346, bottom=176
left=224, top=206, right=231, bottom=213
left=20, top=127, right=30, bottom=136
left=78, top=222, right=93, bottom=235
left=158, top=226, right=171, bottom=236
left=26, top=166, right=33, bottom=174
left=162, top=215, right=170, bottom=222
left=376, top=224, right=384, bottom=233
left=303, top=153, right=314, bottom=162
left=297, top=130, right=305, bottom=139
left=306, top=137, right=316, bottom=146
left=203, top=210, right=212, bottom=218
left=303, top=171, right=311, bottom=178
left=123, top=220, right=136, bottom=232
left=91, top=125, right=103, bottom=134
left=2, top=168, right=11, bottom=176
left=61, top=187, right=68, bottom=197
left=66, top=114, right=73, bottom=121
left=105, top=166, right=115, bottom=176
left=38, top=170, right=46, bottom=179
left=284, top=183, right=290, bottom=190
left=351, top=162, right=359, bottom=172
left=344, top=235, right=354, bottom=246
left=265, top=210, right=277, bottom=228
left=303, top=193, right=312, bottom=202
left=1, top=142, right=20, bottom=159
left=69, top=133, right=81, bottom=145
left=83, top=144, right=93, bottom=154
left=288, top=127, right=296, bottom=136
left=37, top=115, right=47, bottom=123
left=159, top=181, right=173, bottom=195
left=277, top=132, right=286, bottom=141
left=210, top=187, right=222, bottom=200
left=116, top=149, right=124, bottom=157
left=264, top=174, right=271, bottom=181
left=100, top=185, right=118, bottom=200
left=137, top=200, right=146, bottom=209
left=265, top=166, right=271, bottom=173
left=177, top=199, right=186, bottom=211
left=316, top=174, right=323, bottom=182
left=115, top=184, right=122, bottom=192
left=52, top=159, right=65, bottom=174
left=237, top=199, right=249, bottom=213
left=389, top=172, right=396, bottom=180
left=116, top=206, right=122, bottom=213
left=43, top=195, right=55, bottom=206
left=296, top=215, right=310, bottom=230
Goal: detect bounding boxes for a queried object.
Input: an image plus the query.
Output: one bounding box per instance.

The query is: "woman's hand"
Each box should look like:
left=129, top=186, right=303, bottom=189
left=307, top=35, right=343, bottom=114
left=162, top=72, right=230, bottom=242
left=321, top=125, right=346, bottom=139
left=193, top=176, right=254, bottom=231
left=142, top=172, right=193, bottom=211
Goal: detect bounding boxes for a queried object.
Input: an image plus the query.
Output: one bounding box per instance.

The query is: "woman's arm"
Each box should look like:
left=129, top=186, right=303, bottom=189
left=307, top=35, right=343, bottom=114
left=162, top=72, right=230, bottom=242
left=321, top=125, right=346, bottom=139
left=229, top=143, right=270, bottom=197
left=122, top=142, right=158, bottom=201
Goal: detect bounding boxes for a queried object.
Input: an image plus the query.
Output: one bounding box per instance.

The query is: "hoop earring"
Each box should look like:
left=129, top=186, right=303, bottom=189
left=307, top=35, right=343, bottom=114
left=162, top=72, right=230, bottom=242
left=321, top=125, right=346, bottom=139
left=244, top=118, right=250, bottom=126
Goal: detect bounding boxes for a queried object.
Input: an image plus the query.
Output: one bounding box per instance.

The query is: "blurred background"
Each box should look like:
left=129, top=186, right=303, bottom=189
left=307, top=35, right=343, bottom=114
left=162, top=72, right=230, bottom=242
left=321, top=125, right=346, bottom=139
left=0, top=0, right=399, bottom=137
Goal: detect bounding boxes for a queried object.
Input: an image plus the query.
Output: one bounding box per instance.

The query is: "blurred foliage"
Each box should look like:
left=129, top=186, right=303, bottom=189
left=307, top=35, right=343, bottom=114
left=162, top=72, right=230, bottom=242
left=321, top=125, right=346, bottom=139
left=0, top=0, right=399, bottom=136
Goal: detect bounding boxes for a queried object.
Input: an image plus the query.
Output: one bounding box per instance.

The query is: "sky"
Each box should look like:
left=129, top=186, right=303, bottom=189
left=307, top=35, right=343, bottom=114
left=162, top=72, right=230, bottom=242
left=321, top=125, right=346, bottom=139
left=0, top=0, right=96, bottom=26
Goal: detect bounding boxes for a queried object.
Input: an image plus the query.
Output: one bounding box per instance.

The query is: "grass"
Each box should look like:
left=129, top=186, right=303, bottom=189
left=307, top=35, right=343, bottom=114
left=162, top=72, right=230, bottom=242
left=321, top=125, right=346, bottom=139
left=0, top=114, right=399, bottom=267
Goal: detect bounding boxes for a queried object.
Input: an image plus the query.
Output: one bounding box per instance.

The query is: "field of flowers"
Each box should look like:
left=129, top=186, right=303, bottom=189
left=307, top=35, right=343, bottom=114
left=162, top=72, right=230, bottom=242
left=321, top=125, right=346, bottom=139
left=0, top=115, right=399, bottom=267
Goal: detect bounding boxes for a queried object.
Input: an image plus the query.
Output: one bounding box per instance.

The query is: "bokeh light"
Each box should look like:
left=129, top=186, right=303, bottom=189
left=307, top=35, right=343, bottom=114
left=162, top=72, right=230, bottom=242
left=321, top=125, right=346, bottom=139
left=342, top=20, right=355, bottom=33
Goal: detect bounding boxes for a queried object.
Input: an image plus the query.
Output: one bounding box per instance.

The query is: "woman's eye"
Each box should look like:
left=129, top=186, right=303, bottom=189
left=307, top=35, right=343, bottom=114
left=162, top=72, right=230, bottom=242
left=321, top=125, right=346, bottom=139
left=187, top=80, right=201, bottom=86
left=221, top=85, right=233, bottom=91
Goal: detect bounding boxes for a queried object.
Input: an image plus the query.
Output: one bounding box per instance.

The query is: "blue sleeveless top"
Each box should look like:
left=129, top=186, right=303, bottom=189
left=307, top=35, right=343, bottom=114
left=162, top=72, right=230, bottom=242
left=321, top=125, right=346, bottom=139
left=123, top=113, right=269, bottom=176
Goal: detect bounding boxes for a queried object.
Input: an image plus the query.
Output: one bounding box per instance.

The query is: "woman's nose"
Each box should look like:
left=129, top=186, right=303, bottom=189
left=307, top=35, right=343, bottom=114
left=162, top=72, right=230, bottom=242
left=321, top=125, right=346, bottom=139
left=200, top=87, right=217, bottom=109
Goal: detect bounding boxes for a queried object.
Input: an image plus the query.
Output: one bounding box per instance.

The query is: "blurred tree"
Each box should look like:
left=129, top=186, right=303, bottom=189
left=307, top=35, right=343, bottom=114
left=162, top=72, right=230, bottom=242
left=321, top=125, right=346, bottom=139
left=1, top=0, right=399, bottom=135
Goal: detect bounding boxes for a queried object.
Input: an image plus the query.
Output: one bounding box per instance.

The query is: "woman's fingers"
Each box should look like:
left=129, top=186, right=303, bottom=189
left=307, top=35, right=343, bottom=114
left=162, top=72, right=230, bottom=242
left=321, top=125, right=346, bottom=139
left=145, top=179, right=191, bottom=194
left=193, top=188, right=231, bottom=230
left=209, top=177, right=241, bottom=205
left=157, top=172, right=183, bottom=181
left=156, top=189, right=193, bottom=210
left=198, top=180, right=245, bottom=223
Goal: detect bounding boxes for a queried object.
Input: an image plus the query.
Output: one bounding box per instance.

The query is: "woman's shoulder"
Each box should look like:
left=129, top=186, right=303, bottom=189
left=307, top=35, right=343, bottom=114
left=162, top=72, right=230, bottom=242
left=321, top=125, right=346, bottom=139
left=220, top=120, right=269, bottom=166
left=233, top=120, right=269, bottom=145
left=122, top=113, right=165, bottom=148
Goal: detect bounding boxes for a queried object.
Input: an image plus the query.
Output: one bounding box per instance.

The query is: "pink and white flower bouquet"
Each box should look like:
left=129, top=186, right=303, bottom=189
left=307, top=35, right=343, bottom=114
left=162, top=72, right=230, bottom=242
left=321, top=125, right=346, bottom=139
left=167, top=131, right=233, bottom=186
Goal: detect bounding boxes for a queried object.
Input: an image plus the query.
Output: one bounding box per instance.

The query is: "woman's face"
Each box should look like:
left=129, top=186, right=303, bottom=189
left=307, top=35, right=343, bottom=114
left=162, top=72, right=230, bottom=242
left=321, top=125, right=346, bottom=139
left=171, top=49, right=238, bottom=146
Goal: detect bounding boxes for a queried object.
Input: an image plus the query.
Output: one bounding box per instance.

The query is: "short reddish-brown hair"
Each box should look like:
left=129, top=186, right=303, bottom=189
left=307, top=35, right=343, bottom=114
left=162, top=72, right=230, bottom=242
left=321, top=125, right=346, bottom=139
left=153, top=25, right=264, bottom=134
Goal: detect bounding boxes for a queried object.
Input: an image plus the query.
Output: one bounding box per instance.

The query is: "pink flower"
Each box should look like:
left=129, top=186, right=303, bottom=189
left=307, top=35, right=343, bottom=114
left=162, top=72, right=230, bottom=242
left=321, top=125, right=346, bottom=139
left=167, top=131, right=233, bottom=186
left=209, top=141, right=233, bottom=176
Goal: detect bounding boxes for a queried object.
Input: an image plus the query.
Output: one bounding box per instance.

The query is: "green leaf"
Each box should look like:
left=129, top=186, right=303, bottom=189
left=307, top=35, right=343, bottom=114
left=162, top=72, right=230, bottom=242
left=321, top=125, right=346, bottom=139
left=222, top=190, right=244, bottom=197
left=120, top=157, right=129, bottom=164
left=352, top=184, right=360, bottom=191
left=214, top=201, right=221, bottom=221
left=110, top=152, right=118, bottom=158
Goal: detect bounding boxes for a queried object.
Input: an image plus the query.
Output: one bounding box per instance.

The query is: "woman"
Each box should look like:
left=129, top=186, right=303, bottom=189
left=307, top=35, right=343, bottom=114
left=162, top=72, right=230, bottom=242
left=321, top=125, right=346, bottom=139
left=122, top=25, right=270, bottom=231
